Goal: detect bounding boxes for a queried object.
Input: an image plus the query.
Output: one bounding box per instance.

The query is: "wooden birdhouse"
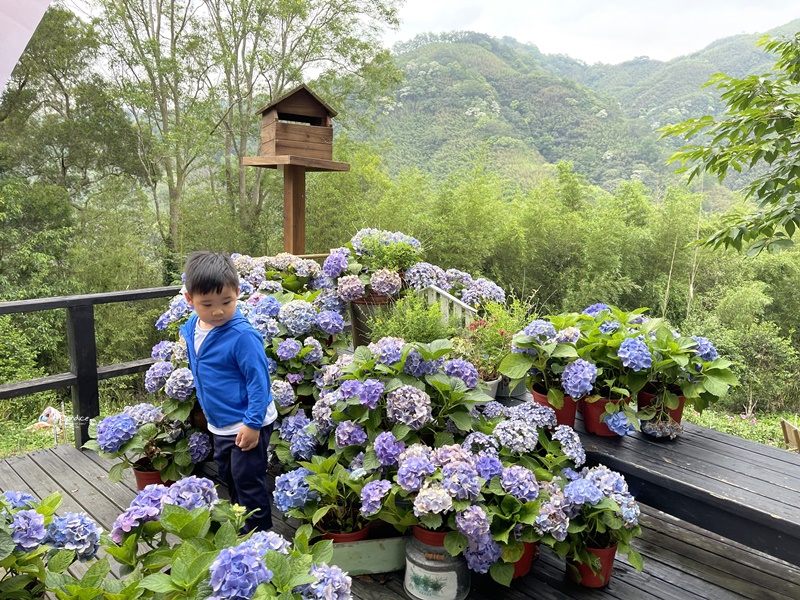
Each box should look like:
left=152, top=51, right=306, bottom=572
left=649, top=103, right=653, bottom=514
left=243, top=84, right=349, bottom=254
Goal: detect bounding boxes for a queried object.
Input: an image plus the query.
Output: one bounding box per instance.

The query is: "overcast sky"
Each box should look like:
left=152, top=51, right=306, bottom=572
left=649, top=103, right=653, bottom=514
left=384, top=0, right=800, bottom=64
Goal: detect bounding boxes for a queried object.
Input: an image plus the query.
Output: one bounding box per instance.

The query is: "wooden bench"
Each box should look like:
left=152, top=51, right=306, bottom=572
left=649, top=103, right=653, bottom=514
left=575, top=415, right=800, bottom=567
left=781, top=418, right=800, bottom=453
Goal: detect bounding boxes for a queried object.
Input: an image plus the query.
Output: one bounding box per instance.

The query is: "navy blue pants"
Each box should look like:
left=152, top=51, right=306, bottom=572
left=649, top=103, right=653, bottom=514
left=212, top=423, right=273, bottom=533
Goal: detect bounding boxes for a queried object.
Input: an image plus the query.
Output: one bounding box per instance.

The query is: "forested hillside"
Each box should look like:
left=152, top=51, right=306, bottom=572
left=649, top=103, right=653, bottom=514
left=2, top=2, right=800, bottom=434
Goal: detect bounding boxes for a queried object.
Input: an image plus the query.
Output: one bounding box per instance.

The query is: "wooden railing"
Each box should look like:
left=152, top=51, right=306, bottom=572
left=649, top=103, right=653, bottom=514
left=0, top=287, right=182, bottom=447
left=419, top=285, right=477, bottom=328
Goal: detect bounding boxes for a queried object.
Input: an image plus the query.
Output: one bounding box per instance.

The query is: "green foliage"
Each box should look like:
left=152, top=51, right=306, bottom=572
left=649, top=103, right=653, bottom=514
left=684, top=408, right=796, bottom=448
left=366, top=293, right=456, bottom=343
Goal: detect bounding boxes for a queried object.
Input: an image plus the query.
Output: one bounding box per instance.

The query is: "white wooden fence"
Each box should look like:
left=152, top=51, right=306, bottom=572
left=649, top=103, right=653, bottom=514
left=419, top=285, right=478, bottom=329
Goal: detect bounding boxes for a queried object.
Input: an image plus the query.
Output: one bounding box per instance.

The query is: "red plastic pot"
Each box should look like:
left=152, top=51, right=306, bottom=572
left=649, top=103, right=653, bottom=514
left=412, top=525, right=447, bottom=546
left=567, top=545, right=617, bottom=587
left=531, top=389, right=578, bottom=428
left=581, top=398, right=624, bottom=436
left=513, top=541, right=539, bottom=579
left=638, top=388, right=686, bottom=423
left=320, top=525, right=371, bottom=543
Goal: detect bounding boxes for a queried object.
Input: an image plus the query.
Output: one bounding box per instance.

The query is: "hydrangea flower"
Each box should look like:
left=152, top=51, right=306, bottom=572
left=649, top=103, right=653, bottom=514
left=583, top=303, right=610, bottom=317
left=123, top=403, right=165, bottom=427
left=360, top=479, right=392, bottom=517
left=564, top=478, right=604, bottom=506
left=552, top=425, right=586, bottom=466
left=582, top=465, right=629, bottom=495
left=334, top=421, right=368, bottom=448
left=554, top=326, right=580, bottom=344
left=368, top=336, right=405, bottom=365
left=600, top=320, right=620, bottom=334
left=692, top=336, right=719, bottom=362
left=397, top=455, right=435, bottom=491
left=444, top=269, right=473, bottom=291
left=359, top=378, right=385, bottom=409
left=534, top=495, right=571, bottom=541
left=208, top=543, right=273, bottom=600
left=249, top=294, right=281, bottom=318
left=96, top=413, right=138, bottom=453
left=618, top=336, right=652, bottom=371
left=3, top=491, right=35, bottom=508
left=172, top=338, right=188, bottom=362
left=290, top=429, right=318, bottom=461
left=240, top=531, right=292, bottom=555
left=441, top=461, right=481, bottom=500
left=271, top=380, right=296, bottom=408
left=404, top=262, right=447, bottom=290
left=144, top=361, right=175, bottom=394
left=463, top=534, right=503, bottom=573
left=386, top=385, right=432, bottom=430
left=11, top=509, right=46, bottom=551
left=278, top=300, right=317, bottom=336
left=163, top=476, right=219, bottom=511
left=374, top=431, right=405, bottom=466
left=276, top=338, right=302, bottom=361
left=46, top=512, right=102, bottom=560
left=323, top=248, right=350, bottom=277
left=523, top=319, right=556, bottom=342
left=155, top=295, right=193, bottom=330
left=455, top=505, right=490, bottom=540
left=561, top=359, right=597, bottom=398
left=336, top=275, right=366, bottom=302
left=474, top=453, right=503, bottom=480
left=278, top=409, right=310, bottom=442
left=302, top=338, right=324, bottom=364
left=604, top=412, right=637, bottom=436
left=316, top=310, right=345, bottom=335
left=313, top=290, right=348, bottom=315
left=151, top=341, right=175, bottom=361
left=258, top=280, right=284, bottom=294
left=188, top=431, right=212, bottom=463
left=504, top=401, right=557, bottom=429
left=164, top=367, right=195, bottom=401
left=311, top=392, right=338, bottom=435
left=299, top=563, right=352, bottom=600
left=273, top=468, right=318, bottom=513
left=461, top=432, right=498, bottom=456
left=444, top=358, right=479, bottom=389
left=111, top=485, right=166, bottom=543
left=413, top=481, right=454, bottom=516
left=433, top=444, right=475, bottom=467
left=500, top=465, right=539, bottom=502
left=286, top=372, right=304, bottom=385
left=493, top=419, right=538, bottom=454
left=461, top=278, right=506, bottom=308
left=481, top=401, right=505, bottom=419
left=370, top=269, right=402, bottom=296
left=403, top=349, right=441, bottom=377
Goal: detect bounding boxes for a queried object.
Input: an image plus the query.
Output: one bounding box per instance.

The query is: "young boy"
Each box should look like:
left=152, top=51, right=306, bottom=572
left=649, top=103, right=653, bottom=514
left=180, top=251, right=276, bottom=533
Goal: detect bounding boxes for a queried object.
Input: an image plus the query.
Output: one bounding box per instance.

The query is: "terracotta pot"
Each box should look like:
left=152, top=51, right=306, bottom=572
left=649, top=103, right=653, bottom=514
left=567, top=545, right=617, bottom=587
left=320, top=525, right=371, bottom=543
left=582, top=398, right=624, bottom=436
left=638, top=389, right=686, bottom=423
left=513, top=541, right=539, bottom=579
left=412, top=525, right=447, bottom=547
left=531, top=389, right=578, bottom=427
left=133, top=463, right=174, bottom=490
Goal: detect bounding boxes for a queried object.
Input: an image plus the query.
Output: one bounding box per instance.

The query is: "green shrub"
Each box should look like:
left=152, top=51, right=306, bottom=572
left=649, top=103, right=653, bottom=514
left=366, top=292, right=457, bottom=343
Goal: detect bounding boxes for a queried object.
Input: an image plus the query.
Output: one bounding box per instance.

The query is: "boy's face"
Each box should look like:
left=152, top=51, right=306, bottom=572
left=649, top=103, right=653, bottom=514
left=185, top=285, right=239, bottom=328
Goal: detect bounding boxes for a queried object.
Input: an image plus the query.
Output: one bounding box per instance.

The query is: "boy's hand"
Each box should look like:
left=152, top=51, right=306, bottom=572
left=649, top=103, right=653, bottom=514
left=236, top=425, right=260, bottom=451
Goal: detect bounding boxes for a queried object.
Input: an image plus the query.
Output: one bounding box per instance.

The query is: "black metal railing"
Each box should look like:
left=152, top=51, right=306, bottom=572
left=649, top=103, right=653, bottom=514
left=0, top=287, right=182, bottom=447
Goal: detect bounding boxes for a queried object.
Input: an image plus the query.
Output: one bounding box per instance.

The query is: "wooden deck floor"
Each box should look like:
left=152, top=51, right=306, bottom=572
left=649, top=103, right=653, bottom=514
left=1, top=445, right=799, bottom=599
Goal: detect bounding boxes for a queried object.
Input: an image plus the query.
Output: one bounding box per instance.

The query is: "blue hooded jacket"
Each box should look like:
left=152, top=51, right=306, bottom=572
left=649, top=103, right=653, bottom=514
left=181, top=309, right=275, bottom=430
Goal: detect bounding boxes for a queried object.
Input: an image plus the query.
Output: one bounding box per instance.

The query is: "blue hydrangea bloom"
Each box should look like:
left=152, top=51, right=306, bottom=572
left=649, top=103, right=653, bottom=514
left=290, top=429, right=318, bottom=461
left=322, top=248, right=349, bottom=278
left=691, top=336, right=719, bottom=362
left=370, top=269, right=402, bottom=296
left=163, top=476, right=219, bottom=511
left=368, top=336, right=405, bottom=365
left=386, top=385, right=432, bottom=430
left=552, top=425, right=586, bottom=466
left=208, top=544, right=273, bottom=599
left=500, top=465, right=539, bottom=502
left=461, top=278, right=506, bottom=308
left=522, top=319, right=557, bottom=342
left=278, top=410, right=310, bottom=442
left=583, top=303, right=610, bottom=317
left=561, top=359, right=597, bottom=398
left=3, top=491, right=35, bottom=508
left=299, top=563, right=352, bottom=600
left=11, top=509, right=46, bottom=551
left=444, top=358, right=479, bottom=389
left=404, top=262, right=447, bottom=290
left=564, top=478, right=604, bottom=506
left=278, top=300, right=318, bottom=336
left=455, top=505, right=490, bottom=540
left=123, top=403, right=165, bottom=427
left=96, top=413, right=138, bottom=453
left=150, top=341, right=175, bottom=361
left=334, top=421, right=367, bottom=448
left=302, top=338, right=324, bottom=364
left=271, top=380, right=296, bottom=408
left=144, top=361, right=174, bottom=394
left=441, top=461, right=481, bottom=500
left=463, top=534, right=503, bottom=574
left=604, top=412, right=637, bottom=436
left=360, top=479, right=392, bottom=517
left=277, top=338, right=302, bottom=360
left=188, top=431, right=212, bottom=463
left=403, top=349, right=441, bottom=377
left=374, top=431, right=405, bottom=466
left=46, top=512, right=102, bottom=561
left=474, top=454, right=503, bottom=480
left=164, top=367, right=195, bottom=401
left=274, top=467, right=318, bottom=513
left=618, top=336, right=652, bottom=371
left=397, top=456, right=435, bottom=491
left=316, top=310, right=345, bottom=335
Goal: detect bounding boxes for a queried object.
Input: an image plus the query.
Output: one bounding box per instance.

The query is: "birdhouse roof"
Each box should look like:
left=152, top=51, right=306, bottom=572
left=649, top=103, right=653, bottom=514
left=255, top=84, right=337, bottom=118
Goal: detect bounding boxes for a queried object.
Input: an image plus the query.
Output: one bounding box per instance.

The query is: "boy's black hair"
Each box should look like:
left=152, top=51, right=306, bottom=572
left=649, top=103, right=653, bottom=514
left=184, top=251, right=239, bottom=295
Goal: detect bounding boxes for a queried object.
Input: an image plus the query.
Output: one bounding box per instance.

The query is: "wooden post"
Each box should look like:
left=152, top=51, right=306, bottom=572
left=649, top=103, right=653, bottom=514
left=283, top=164, right=306, bottom=254
left=66, top=303, right=99, bottom=447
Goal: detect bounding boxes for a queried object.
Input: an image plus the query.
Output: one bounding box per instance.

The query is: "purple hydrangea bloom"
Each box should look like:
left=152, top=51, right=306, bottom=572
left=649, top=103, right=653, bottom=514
left=462, top=432, right=498, bottom=456
left=313, top=289, right=348, bottom=315
left=501, top=465, right=539, bottom=502
left=267, top=357, right=277, bottom=375
left=404, top=262, right=447, bottom=290
left=360, top=479, right=392, bottom=517
left=188, top=431, right=212, bottom=463
left=278, top=410, right=311, bottom=442
left=258, top=280, right=284, bottom=294
left=629, top=314, right=649, bottom=325
left=359, top=379, right=385, bottom=409
left=403, top=349, right=441, bottom=377
left=322, top=248, right=350, bottom=278
left=11, top=509, right=46, bottom=551
left=504, top=401, right=557, bottom=429
left=144, top=361, right=174, bottom=394
left=338, top=379, right=363, bottom=400
left=155, top=295, right=193, bottom=330
left=481, top=401, right=505, bottom=419
left=370, top=269, right=402, bottom=296
left=433, top=444, right=475, bottom=467
left=552, top=425, right=586, bottom=466
left=290, top=429, right=318, bottom=461
left=534, top=495, right=571, bottom=541
left=386, top=385, right=432, bottom=430
left=208, top=544, right=273, bottom=599
left=96, top=413, right=138, bottom=453
left=583, top=303, right=610, bottom=317
left=164, top=367, right=195, bottom=401
left=561, top=359, right=597, bottom=398
left=272, top=380, right=296, bottom=408
left=46, top=512, right=102, bottom=561
left=564, top=478, right=604, bottom=506
left=692, top=336, right=719, bottom=362
left=441, top=461, right=481, bottom=500
left=311, top=391, right=338, bottom=435
left=111, top=490, right=164, bottom=544
left=250, top=294, right=282, bottom=318
left=618, top=336, right=652, bottom=371
left=455, top=505, right=490, bottom=540
left=554, top=327, right=580, bottom=344
left=583, top=465, right=629, bottom=495
left=397, top=455, right=435, bottom=491
left=123, top=403, right=165, bottom=427
left=240, top=531, right=292, bottom=555
left=463, top=534, right=503, bottom=573
left=444, top=358, right=479, bottom=389
left=374, top=431, right=405, bottom=466
left=300, top=563, right=352, bottom=600
left=461, top=278, right=506, bottom=308
left=368, top=336, right=405, bottom=365
left=523, top=319, right=557, bottom=342
left=336, top=275, right=366, bottom=302
left=302, top=338, right=324, bottom=364
left=612, top=492, right=641, bottom=527
left=493, top=419, right=539, bottom=454
left=251, top=315, right=281, bottom=342
left=474, top=453, right=503, bottom=480
left=286, top=372, right=304, bottom=385
left=334, top=421, right=368, bottom=448
left=3, top=491, right=35, bottom=508
left=151, top=341, right=175, bottom=361
left=163, top=476, right=219, bottom=511
left=274, top=467, right=318, bottom=513
left=604, top=412, right=637, bottom=436
left=278, top=300, right=318, bottom=336
left=444, top=269, right=473, bottom=291
left=277, top=338, right=302, bottom=361
left=316, top=310, right=345, bottom=335
left=600, top=320, right=620, bottom=334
